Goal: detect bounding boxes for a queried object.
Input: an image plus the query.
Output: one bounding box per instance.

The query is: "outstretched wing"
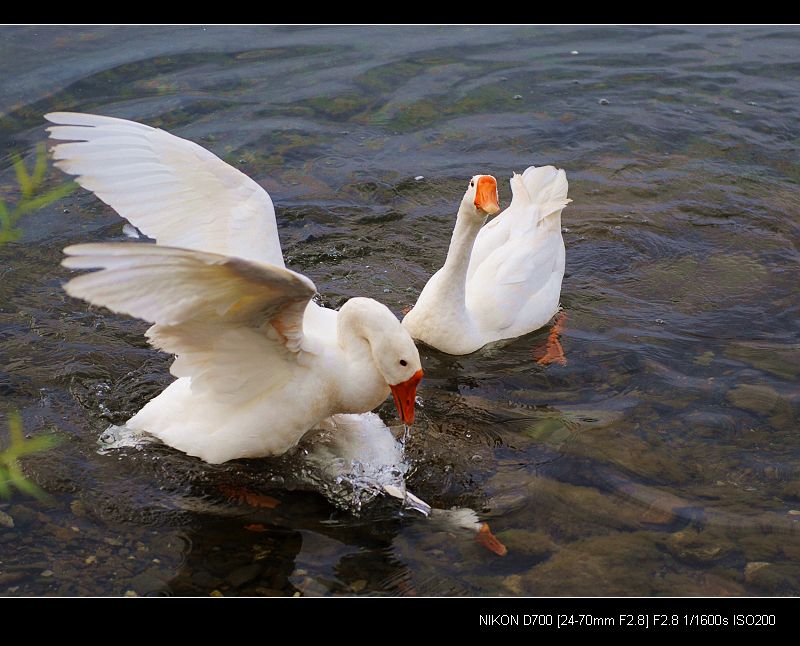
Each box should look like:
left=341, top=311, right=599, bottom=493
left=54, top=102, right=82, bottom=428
left=46, top=112, right=285, bottom=267
left=62, top=243, right=316, bottom=399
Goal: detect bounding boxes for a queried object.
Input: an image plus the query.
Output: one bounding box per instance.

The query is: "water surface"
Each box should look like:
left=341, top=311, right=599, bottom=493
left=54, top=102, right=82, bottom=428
left=1, top=25, right=799, bottom=596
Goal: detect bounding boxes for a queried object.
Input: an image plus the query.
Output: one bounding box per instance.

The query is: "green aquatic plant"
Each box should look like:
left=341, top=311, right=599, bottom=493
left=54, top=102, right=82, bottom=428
left=0, top=142, right=76, bottom=246
left=0, top=411, right=61, bottom=501
left=1, top=143, right=72, bottom=499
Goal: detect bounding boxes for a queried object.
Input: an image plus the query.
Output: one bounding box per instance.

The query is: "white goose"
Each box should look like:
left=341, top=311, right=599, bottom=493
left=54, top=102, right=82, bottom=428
left=46, top=112, right=423, bottom=465
left=402, top=167, right=570, bottom=355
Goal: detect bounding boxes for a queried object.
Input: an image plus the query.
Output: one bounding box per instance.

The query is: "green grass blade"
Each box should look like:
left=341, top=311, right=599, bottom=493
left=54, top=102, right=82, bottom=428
left=11, top=152, right=33, bottom=198
left=0, top=227, right=22, bottom=245
left=8, top=410, right=24, bottom=445
left=7, top=461, right=50, bottom=502
left=16, top=181, right=77, bottom=216
left=31, top=143, right=48, bottom=189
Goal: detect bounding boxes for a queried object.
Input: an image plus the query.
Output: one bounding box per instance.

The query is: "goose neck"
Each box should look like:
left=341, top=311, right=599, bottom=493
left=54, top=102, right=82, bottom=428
left=440, top=203, right=485, bottom=292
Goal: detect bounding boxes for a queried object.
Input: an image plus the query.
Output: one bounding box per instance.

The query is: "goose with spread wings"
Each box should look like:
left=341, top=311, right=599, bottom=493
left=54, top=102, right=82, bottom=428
left=47, top=112, right=423, bottom=465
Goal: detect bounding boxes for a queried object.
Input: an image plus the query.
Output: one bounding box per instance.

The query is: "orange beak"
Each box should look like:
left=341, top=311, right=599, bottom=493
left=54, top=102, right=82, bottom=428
left=474, top=175, right=500, bottom=215
left=389, top=369, right=423, bottom=425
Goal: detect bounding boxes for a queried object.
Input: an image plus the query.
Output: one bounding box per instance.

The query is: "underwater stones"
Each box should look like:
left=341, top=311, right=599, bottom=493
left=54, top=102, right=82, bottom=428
left=349, top=579, right=367, bottom=592
left=697, top=572, right=745, bottom=596
left=630, top=254, right=768, bottom=316
left=0, top=510, right=14, bottom=529
left=638, top=504, right=677, bottom=527
left=526, top=474, right=683, bottom=538
left=727, top=383, right=780, bottom=416
left=494, top=529, right=555, bottom=559
left=744, top=561, right=770, bottom=583
left=724, top=342, right=800, bottom=381
left=129, top=569, right=169, bottom=595
left=501, top=574, right=524, bottom=595
left=737, top=533, right=786, bottom=561
left=727, top=383, right=795, bottom=430
left=225, top=563, right=262, bottom=588
left=694, top=350, right=715, bottom=366
left=664, top=530, right=736, bottom=566
left=743, top=562, right=800, bottom=593
left=7, top=504, right=38, bottom=527
left=780, top=540, right=800, bottom=560
left=523, top=416, right=571, bottom=446
left=521, top=532, right=667, bottom=596
left=191, top=570, right=223, bottom=588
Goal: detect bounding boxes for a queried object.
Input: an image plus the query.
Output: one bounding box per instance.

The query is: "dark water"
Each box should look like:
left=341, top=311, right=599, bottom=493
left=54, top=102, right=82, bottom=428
left=1, top=25, right=799, bottom=596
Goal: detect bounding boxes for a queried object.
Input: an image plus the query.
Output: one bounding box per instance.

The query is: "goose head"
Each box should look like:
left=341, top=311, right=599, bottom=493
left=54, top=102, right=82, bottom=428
left=462, top=174, right=500, bottom=217
left=338, top=298, right=423, bottom=424
left=380, top=343, right=423, bottom=426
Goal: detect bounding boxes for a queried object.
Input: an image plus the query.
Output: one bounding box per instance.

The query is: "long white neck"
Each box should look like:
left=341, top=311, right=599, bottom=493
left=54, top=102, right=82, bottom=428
left=332, top=298, right=392, bottom=414
left=437, top=201, right=485, bottom=302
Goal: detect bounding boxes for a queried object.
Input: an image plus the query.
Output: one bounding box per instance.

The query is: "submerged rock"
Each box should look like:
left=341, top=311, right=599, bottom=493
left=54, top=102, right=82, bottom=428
left=744, top=561, right=770, bottom=583
left=521, top=532, right=669, bottom=595
left=0, top=511, right=14, bottom=529
left=727, top=383, right=781, bottom=416
left=349, top=579, right=367, bottom=592
left=130, top=569, right=169, bottom=595
left=743, top=562, right=800, bottom=593
left=699, top=572, right=746, bottom=596
left=494, top=529, right=555, bottom=558
left=665, top=530, right=736, bottom=566
left=737, top=533, right=785, bottom=561
left=225, top=563, right=262, bottom=588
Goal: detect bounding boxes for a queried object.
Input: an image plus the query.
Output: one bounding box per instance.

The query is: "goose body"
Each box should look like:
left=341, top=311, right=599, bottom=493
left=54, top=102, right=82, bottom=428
left=47, top=112, right=423, bottom=465
left=403, top=167, right=570, bottom=355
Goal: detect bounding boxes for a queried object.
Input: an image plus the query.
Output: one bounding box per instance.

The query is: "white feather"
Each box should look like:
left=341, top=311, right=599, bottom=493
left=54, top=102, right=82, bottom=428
left=45, top=112, right=284, bottom=266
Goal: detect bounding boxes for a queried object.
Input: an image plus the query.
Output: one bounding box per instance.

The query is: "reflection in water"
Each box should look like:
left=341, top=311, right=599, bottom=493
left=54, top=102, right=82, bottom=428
left=1, top=25, right=800, bottom=596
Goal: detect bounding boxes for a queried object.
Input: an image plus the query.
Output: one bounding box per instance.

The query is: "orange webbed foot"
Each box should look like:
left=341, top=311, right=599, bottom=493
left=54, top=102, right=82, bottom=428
left=219, top=484, right=280, bottom=509
left=533, top=312, right=567, bottom=366
left=475, top=522, right=508, bottom=556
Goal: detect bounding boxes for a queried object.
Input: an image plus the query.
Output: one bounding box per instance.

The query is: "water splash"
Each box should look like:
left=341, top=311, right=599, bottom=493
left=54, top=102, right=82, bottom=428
left=97, top=424, right=158, bottom=454
left=298, top=413, right=431, bottom=515
left=384, top=484, right=421, bottom=513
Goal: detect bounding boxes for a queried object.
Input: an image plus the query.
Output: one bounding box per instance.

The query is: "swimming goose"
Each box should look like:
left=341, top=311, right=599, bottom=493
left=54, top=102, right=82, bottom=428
left=402, top=167, right=570, bottom=355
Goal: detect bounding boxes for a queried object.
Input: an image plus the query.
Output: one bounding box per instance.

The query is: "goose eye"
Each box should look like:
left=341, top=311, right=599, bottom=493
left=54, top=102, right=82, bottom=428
left=470, top=181, right=474, bottom=188
left=399, top=359, right=408, bottom=366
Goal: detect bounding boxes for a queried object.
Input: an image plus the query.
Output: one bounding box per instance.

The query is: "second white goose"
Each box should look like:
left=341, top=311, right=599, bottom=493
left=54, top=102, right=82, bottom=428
left=402, top=167, right=570, bottom=355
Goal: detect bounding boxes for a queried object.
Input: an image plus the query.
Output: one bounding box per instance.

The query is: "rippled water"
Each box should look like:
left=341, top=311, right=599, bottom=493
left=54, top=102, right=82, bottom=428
left=1, top=25, right=799, bottom=596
